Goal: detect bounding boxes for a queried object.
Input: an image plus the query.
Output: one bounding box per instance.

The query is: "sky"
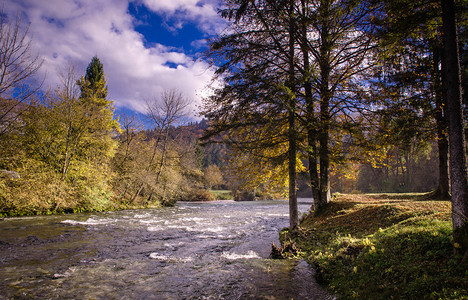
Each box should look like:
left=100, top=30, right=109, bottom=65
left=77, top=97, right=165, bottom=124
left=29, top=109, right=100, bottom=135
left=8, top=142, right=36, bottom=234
left=4, top=0, right=226, bottom=120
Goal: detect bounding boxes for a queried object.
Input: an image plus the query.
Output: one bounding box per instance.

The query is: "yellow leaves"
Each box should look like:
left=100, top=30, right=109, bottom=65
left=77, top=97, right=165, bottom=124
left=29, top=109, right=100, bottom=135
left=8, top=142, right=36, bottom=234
left=227, top=122, right=307, bottom=197
left=362, top=237, right=372, bottom=246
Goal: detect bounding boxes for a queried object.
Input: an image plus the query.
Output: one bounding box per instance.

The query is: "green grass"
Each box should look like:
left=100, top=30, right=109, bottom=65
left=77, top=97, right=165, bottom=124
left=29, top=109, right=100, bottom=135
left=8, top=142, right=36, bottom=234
left=283, top=193, right=468, bottom=299
left=210, top=189, right=234, bottom=200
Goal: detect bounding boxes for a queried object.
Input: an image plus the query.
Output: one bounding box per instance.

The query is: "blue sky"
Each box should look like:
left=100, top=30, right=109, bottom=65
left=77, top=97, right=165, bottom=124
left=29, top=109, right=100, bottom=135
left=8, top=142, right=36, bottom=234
left=4, top=0, right=226, bottom=119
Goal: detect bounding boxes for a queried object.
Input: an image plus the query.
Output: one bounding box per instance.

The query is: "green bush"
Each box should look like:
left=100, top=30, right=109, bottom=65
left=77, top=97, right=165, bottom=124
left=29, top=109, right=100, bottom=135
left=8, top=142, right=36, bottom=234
left=210, top=190, right=233, bottom=200
left=234, top=190, right=256, bottom=201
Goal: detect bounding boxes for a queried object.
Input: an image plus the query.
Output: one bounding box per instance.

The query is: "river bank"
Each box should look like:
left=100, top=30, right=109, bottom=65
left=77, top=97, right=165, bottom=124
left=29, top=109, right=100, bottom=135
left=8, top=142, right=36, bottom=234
left=282, top=193, right=468, bottom=299
left=0, top=189, right=232, bottom=218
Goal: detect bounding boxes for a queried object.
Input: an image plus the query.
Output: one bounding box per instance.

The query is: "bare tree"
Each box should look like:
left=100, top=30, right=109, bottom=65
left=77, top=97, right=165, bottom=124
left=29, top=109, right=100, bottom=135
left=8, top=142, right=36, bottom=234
left=115, top=113, right=141, bottom=171
left=131, top=89, right=190, bottom=203
left=0, top=10, right=43, bottom=136
left=145, top=89, right=190, bottom=178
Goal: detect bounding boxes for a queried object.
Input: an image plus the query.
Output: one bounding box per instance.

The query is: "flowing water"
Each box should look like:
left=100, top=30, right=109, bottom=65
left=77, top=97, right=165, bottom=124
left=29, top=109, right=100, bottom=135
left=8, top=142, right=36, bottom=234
left=0, top=200, right=333, bottom=299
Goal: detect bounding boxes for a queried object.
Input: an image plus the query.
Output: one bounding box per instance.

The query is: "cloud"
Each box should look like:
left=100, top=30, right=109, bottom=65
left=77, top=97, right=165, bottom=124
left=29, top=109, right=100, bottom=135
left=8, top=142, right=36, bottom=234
left=3, top=0, right=220, bottom=119
left=191, top=39, right=208, bottom=50
left=141, top=0, right=224, bottom=34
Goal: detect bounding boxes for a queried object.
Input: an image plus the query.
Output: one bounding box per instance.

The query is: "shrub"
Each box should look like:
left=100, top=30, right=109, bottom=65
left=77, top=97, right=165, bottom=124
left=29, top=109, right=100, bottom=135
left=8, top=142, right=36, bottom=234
left=234, top=190, right=256, bottom=201
left=181, top=189, right=215, bottom=202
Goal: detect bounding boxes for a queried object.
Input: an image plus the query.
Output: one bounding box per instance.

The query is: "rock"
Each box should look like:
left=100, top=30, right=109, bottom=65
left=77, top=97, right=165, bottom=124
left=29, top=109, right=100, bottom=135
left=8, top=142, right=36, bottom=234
left=1, top=169, right=20, bottom=179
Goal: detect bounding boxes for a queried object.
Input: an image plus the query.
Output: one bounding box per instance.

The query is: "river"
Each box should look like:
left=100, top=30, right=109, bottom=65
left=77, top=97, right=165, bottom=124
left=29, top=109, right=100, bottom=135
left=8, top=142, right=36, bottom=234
left=0, top=200, right=333, bottom=299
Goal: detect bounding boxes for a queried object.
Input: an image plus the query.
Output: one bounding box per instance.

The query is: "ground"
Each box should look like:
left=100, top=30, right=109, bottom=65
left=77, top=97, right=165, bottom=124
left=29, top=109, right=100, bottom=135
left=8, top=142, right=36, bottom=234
left=282, top=193, right=468, bottom=299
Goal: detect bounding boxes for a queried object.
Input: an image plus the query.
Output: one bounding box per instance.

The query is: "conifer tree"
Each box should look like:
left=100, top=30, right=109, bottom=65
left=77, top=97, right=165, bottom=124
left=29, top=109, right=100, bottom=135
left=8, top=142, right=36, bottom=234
left=441, top=0, right=468, bottom=262
left=77, top=56, right=119, bottom=136
left=80, top=56, right=108, bottom=100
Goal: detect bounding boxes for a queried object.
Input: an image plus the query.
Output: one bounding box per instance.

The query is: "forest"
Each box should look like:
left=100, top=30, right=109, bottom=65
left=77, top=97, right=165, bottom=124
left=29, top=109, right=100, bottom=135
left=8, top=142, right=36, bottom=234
left=0, top=52, right=226, bottom=215
left=200, top=0, right=468, bottom=269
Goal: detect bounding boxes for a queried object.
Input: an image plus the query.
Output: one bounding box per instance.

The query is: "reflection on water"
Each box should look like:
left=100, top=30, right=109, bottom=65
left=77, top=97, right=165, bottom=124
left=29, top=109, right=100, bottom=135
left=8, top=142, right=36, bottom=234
left=0, top=200, right=333, bottom=299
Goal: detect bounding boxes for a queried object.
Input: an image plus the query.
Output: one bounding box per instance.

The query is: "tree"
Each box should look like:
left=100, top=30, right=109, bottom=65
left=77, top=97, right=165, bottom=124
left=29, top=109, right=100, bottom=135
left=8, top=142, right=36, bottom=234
left=0, top=57, right=119, bottom=213
left=76, top=56, right=119, bottom=162
left=441, top=0, right=468, bottom=261
left=204, top=164, right=224, bottom=189
left=287, top=0, right=299, bottom=228
left=113, top=113, right=141, bottom=173
left=146, top=89, right=189, bottom=182
left=79, top=56, right=107, bottom=99
left=296, top=0, right=378, bottom=210
left=54, top=65, right=86, bottom=178
left=204, top=0, right=378, bottom=227
left=204, top=0, right=301, bottom=227
left=137, top=89, right=189, bottom=204
left=370, top=0, right=450, bottom=198
left=0, top=10, right=43, bottom=137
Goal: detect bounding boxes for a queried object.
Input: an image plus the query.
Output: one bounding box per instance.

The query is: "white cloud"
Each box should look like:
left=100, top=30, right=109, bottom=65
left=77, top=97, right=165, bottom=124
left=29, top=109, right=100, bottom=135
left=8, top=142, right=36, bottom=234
left=3, top=0, right=220, bottom=119
left=191, top=39, right=208, bottom=50
left=141, top=0, right=224, bottom=34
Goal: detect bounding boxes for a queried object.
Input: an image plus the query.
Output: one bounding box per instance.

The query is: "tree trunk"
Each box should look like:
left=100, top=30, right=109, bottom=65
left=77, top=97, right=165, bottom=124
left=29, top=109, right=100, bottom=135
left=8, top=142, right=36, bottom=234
left=300, top=0, right=321, bottom=207
left=308, top=130, right=321, bottom=204
left=288, top=0, right=298, bottom=229
left=436, top=126, right=450, bottom=197
left=432, top=42, right=450, bottom=198
left=441, top=0, right=468, bottom=260
left=319, top=97, right=331, bottom=207
left=288, top=109, right=298, bottom=229
left=316, top=2, right=332, bottom=209
left=435, top=77, right=450, bottom=198
left=156, top=127, right=170, bottom=182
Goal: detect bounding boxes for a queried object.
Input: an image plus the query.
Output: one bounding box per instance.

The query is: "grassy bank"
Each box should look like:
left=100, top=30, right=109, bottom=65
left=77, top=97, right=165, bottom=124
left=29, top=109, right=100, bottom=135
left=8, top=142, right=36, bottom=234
left=282, top=193, right=468, bottom=299
left=210, top=190, right=234, bottom=200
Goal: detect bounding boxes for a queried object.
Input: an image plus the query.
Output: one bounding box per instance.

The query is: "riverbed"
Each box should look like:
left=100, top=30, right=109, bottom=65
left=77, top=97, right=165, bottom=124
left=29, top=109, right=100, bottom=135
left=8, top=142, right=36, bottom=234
left=0, top=200, right=332, bottom=299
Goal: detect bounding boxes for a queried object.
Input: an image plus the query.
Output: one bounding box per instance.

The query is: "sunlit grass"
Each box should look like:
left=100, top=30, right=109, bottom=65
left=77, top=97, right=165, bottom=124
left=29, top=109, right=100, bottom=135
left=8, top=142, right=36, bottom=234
left=283, top=193, right=468, bottom=299
left=210, top=190, right=234, bottom=200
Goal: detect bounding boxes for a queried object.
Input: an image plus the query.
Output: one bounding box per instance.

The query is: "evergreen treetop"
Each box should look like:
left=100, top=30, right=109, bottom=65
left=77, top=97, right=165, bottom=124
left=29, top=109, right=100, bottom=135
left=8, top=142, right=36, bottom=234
left=79, top=56, right=108, bottom=100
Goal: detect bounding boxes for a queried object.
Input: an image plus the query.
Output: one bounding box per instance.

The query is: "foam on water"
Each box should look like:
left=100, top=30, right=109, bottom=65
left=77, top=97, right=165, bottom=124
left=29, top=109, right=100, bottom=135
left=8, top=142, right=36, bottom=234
left=267, top=213, right=289, bottom=217
left=149, top=253, right=169, bottom=260
left=203, top=226, right=225, bottom=233
left=180, top=217, right=205, bottom=222
left=134, top=213, right=152, bottom=219
left=147, top=225, right=165, bottom=232
left=62, top=217, right=114, bottom=226
left=221, top=250, right=260, bottom=260
left=149, top=253, right=193, bottom=263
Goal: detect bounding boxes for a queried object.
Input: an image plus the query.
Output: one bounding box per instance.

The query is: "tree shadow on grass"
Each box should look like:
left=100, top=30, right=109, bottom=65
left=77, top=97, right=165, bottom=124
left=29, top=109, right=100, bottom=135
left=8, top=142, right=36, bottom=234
left=316, top=204, right=415, bottom=237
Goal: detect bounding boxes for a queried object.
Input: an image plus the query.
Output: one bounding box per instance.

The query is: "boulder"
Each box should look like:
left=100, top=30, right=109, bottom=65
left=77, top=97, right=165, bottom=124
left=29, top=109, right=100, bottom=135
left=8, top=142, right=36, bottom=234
left=1, top=170, right=20, bottom=179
